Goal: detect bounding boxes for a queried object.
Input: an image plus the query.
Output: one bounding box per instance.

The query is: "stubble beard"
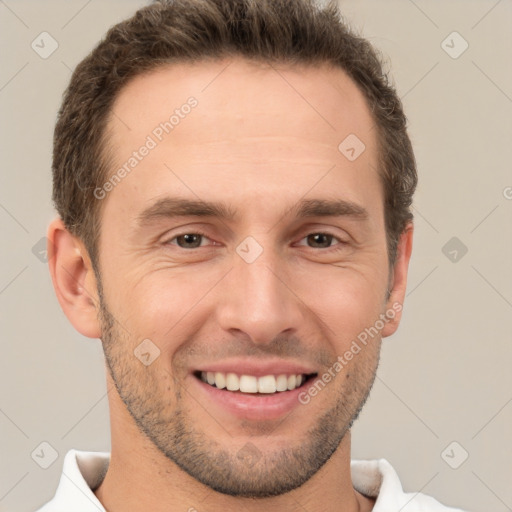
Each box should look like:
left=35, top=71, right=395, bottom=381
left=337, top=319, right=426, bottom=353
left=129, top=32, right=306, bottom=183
left=96, top=282, right=380, bottom=498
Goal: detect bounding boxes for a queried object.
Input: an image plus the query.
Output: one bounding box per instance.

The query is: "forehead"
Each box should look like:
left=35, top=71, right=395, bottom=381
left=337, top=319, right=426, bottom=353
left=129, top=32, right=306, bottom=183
left=101, top=58, right=380, bottom=226
left=108, top=57, right=375, bottom=147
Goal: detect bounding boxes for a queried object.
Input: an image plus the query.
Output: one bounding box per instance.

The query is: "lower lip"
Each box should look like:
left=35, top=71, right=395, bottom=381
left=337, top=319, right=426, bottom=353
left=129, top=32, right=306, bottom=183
left=192, top=375, right=310, bottom=421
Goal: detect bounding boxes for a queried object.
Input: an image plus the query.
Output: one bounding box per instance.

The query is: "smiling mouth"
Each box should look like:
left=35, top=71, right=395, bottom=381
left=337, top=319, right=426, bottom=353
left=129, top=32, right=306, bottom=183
left=193, top=371, right=318, bottom=394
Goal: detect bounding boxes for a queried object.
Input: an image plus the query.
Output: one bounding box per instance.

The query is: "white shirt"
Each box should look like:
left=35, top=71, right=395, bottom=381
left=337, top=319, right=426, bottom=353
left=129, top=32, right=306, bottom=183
left=35, top=449, right=467, bottom=511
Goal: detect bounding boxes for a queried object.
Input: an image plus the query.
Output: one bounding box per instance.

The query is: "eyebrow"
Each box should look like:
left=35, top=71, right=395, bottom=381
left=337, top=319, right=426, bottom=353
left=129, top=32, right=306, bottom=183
left=136, top=196, right=369, bottom=227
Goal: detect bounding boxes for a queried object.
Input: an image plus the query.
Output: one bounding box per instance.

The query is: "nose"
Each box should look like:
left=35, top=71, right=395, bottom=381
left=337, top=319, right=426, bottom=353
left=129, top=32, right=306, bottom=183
left=215, top=242, right=304, bottom=345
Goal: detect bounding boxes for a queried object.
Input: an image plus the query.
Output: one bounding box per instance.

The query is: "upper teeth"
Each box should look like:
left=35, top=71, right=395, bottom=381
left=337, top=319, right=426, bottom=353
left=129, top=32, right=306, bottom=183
left=200, top=371, right=305, bottom=393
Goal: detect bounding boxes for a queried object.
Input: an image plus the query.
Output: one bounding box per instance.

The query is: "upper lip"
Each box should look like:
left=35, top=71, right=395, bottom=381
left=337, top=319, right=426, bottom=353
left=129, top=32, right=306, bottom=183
left=193, top=358, right=317, bottom=378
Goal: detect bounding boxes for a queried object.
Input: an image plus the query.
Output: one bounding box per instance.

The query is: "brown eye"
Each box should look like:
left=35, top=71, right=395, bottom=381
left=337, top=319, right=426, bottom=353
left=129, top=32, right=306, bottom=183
left=295, top=232, right=349, bottom=253
left=171, top=233, right=208, bottom=249
left=306, top=233, right=335, bottom=249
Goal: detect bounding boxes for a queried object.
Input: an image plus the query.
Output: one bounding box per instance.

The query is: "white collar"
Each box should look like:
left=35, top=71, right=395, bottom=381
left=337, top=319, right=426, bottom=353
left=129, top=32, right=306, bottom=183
left=36, top=449, right=465, bottom=511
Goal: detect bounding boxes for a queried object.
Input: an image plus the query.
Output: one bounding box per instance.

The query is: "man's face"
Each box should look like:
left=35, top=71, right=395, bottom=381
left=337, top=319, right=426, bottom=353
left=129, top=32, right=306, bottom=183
left=95, top=58, right=392, bottom=497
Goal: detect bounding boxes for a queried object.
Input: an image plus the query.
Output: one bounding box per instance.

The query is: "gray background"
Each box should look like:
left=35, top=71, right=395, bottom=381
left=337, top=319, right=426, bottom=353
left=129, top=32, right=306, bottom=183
left=1, top=0, right=511, bottom=511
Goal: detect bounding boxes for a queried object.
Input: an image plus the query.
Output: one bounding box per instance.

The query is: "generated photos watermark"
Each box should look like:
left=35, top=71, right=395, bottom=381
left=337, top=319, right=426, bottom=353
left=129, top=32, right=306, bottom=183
left=94, top=96, right=198, bottom=200
left=298, top=301, right=402, bottom=405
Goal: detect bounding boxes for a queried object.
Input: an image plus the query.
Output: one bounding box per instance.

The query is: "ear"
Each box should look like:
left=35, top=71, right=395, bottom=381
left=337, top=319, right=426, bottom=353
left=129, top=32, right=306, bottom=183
left=47, top=217, right=102, bottom=339
left=381, top=222, right=414, bottom=338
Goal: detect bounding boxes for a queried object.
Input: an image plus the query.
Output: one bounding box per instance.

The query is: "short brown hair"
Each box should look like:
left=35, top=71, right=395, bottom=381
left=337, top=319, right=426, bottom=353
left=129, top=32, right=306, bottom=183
left=52, top=0, right=417, bottom=272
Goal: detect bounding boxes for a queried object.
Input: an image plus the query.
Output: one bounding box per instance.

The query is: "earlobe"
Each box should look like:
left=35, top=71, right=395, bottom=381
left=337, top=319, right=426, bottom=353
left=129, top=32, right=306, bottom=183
left=381, top=222, right=414, bottom=338
left=47, top=217, right=102, bottom=339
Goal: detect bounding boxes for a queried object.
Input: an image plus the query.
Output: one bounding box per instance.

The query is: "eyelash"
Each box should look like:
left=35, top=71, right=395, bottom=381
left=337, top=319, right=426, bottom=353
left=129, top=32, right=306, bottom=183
left=164, top=230, right=349, bottom=252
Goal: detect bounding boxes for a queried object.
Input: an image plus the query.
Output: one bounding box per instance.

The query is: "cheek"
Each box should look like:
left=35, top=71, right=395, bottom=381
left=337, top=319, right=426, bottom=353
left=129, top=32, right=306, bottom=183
left=110, top=270, right=218, bottom=350
left=295, top=263, right=388, bottom=339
